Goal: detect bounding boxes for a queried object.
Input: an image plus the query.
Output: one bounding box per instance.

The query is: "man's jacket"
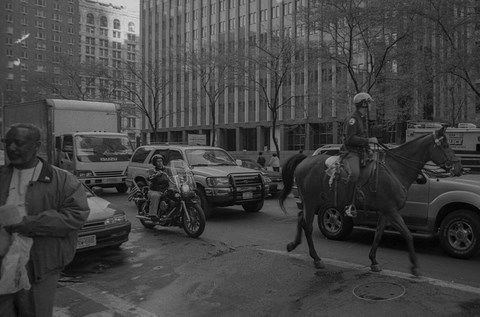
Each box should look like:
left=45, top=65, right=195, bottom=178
left=343, top=110, right=369, bottom=153
left=0, top=158, right=89, bottom=282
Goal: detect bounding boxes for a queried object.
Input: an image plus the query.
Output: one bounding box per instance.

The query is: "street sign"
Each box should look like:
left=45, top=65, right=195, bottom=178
left=188, top=134, right=206, bottom=145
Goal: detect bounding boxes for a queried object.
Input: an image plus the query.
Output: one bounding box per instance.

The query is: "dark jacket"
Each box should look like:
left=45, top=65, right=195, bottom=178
left=343, top=110, right=369, bottom=153
left=0, top=158, right=89, bottom=282
left=257, top=156, right=266, bottom=167
left=148, top=168, right=170, bottom=192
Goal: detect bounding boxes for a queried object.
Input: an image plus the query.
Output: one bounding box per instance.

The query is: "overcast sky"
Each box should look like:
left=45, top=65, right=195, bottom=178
left=110, top=0, right=139, bottom=14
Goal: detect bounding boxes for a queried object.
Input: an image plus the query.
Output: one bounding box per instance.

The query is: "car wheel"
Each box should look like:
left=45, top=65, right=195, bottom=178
left=439, top=209, right=480, bottom=259
left=317, top=207, right=353, bottom=240
left=115, top=184, right=128, bottom=193
left=196, top=188, right=213, bottom=218
left=242, top=200, right=264, bottom=212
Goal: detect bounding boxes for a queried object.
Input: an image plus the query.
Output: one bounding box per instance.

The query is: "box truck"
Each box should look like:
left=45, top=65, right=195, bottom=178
left=3, top=99, right=133, bottom=192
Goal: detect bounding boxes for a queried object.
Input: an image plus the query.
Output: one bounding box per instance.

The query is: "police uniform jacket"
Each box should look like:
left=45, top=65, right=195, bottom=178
left=344, top=110, right=369, bottom=154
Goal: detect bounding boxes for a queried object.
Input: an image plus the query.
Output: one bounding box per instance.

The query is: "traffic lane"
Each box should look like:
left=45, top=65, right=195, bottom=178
left=59, top=226, right=480, bottom=316
left=102, top=191, right=480, bottom=289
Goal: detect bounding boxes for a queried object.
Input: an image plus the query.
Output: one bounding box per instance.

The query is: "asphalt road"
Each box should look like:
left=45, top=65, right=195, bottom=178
left=54, top=191, right=480, bottom=316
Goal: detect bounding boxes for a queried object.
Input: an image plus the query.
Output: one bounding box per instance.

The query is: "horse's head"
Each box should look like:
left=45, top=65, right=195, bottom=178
left=428, top=126, right=462, bottom=176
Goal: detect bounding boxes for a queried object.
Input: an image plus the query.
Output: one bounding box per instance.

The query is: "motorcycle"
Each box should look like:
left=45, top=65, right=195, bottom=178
left=127, top=159, right=206, bottom=238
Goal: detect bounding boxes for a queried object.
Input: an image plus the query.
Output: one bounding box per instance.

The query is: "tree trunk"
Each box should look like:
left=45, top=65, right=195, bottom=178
left=210, top=103, right=216, bottom=146
left=271, top=112, right=281, bottom=158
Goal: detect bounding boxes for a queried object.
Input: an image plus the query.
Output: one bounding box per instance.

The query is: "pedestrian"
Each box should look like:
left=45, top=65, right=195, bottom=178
left=298, top=149, right=304, bottom=154
left=256, top=152, right=266, bottom=168
left=0, top=123, right=90, bottom=317
left=268, top=153, right=281, bottom=172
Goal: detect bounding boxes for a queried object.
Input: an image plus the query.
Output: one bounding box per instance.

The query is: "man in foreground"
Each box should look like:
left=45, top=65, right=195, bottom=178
left=0, top=123, right=90, bottom=316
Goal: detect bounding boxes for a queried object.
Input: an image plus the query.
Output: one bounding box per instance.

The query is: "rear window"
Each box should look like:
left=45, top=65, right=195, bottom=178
left=131, top=147, right=150, bottom=163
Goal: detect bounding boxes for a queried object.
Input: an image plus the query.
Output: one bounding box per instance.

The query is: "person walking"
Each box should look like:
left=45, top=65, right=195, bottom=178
left=256, top=152, right=266, bottom=168
left=268, top=153, right=281, bottom=172
left=0, top=123, right=90, bottom=317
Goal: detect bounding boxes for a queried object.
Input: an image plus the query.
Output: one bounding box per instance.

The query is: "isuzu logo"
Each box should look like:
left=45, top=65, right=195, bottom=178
left=100, top=157, right=118, bottom=161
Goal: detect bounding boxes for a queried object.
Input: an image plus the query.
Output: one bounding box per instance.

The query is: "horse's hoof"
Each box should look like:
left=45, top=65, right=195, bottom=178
left=370, top=264, right=382, bottom=272
left=287, top=243, right=296, bottom=252
left=314, top=260, right=325, bottom=269
left=411, top=267, right=421, bottom=277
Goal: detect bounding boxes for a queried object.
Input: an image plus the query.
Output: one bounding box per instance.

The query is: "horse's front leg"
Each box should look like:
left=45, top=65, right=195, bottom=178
left=287, top=211, right=303, bottom=252
left=389, top=212, right=420, bottom=277
left=369, top=214, right=387, bottom=272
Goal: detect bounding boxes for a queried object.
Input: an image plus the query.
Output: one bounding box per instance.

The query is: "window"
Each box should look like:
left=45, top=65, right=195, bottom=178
left=310, top=122, right=333, bottom=149
left=127, top=33, right=136, bottom=41
left=53, top=3, right=60, bottom=11
left=113, top=19, right=120, bottom=30
left=86, top=25, right=95, bottom=34
left=113, top=30, right=121, bottom=38
left=53, top=24, right=61, bottom=32
left=6, top=14, right=13, bottom=22
left=100, top=16, right=107, bottom=27
left=36, top=0, right=45, bottom=6
left=100, top=28, right=108, bottom=36
left=100, top=39, right=108, bottom=47
left=249, top=12, right=256, bottom=24
left=127, top=44, right=135, bottom=51
left=21, top=16, right=27, bottom=25
left=53, top=13, right=61, bottom=21
left=5, top=2, right=13, bottom=11
left=36, top=42, right=46, bottom=50
left=287, top=125, right=306, bottom=151
left=128, top=22, right=135, bottom=32
left=131, top=148, right=151, bottom=163
left=36, top=9, right=45, bottom=17
left=86, top=13, right=94, bottom=25
left=53, top=34, right=62, bottom=42
left=112, top=42, right=121, bottom=49
left=36, top=20, right=45, bottom=28
left=113, top=50, right=121, bottom=58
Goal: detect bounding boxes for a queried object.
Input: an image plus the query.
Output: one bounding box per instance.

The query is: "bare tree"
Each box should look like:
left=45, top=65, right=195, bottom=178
left=119, top=59, right=175, bottom=142
left=182, top=47, right=233, bottom=146
left=234, top=35, right=314, bottom=157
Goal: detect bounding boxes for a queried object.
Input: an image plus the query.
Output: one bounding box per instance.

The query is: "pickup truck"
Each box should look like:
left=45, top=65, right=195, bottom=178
left=126, top=145, right=268, bottom=217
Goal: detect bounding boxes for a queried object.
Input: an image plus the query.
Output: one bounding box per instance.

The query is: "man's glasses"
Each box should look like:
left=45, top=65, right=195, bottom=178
left=1, top=138, right=28, bottom=147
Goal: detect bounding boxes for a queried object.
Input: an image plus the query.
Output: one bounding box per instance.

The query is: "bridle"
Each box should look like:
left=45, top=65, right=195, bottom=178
left=432, top=132, right=460, bottom=171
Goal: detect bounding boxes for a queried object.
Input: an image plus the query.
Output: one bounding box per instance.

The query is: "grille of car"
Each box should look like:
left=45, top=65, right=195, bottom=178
left=82, top=220, right=105, bottom=230
left=94, top=170, right=124, bottom=177
left=231, top=174, right=263, bottom=187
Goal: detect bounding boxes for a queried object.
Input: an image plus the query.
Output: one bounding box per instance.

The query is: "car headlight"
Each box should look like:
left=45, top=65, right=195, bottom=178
left=104, top=213, right=127, bottom=225
left=263, top=176, right=272, bottom=183
left=206, top=177, right=230, bottom=187
left=76, top=170, right=94, bottom=178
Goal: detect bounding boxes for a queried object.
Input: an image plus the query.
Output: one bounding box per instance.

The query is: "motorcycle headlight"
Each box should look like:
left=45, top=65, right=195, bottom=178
left=104, top=213, right=127, bottom=225
left=206, top=177, right=230, bottom=187
left=181, top=184, right=191, bottom=193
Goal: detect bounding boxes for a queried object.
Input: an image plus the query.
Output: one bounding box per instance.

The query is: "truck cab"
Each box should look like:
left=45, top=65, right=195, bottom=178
left=56, top=132, right=133, bottom=193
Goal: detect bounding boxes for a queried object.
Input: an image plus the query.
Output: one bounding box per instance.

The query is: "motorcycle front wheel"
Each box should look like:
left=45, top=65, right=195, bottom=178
left=182, top=203, right=206, bottom=238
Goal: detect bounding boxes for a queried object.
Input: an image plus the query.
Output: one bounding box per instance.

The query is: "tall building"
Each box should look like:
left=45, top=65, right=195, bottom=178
left=78, top=0, right=141, bottom=141
left=1, top=0, right=80, bottom=132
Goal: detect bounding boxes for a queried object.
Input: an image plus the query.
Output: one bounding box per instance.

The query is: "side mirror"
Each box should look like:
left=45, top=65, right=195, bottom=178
left=416, top=174, right=427, bottom=184
left=91, top=186, right=103, bottom=195
left=235, top=159, right=242, bottom=166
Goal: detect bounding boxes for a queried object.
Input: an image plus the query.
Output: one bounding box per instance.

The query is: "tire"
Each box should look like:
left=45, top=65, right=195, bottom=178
left=317, top=207, right=353, bottom=240
left=138, top=201, right=156, bottom=229
left=182, top=203, right=206, bottom=238
left=242, top=200, right=264, bottom=212
left=197, top=188, right=213, bottom=218
left=439, top=209, right=480, bottom=259
left=116, top=184, right=128, bottom=193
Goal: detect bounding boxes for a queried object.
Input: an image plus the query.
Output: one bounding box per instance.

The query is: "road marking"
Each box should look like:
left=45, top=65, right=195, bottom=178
left=258, top=248, right=480, bottom=296
left=65, top=283, right=158, bottom=317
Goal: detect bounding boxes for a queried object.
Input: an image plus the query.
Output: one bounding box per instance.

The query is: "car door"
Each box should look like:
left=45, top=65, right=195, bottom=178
left=399, top=173, right=430, bottom=228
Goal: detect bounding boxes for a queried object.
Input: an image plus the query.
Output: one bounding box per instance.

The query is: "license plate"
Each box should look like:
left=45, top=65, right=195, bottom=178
left=77, top=235, right=96, bottom=249
left=242, top=192, right=253, bottom=199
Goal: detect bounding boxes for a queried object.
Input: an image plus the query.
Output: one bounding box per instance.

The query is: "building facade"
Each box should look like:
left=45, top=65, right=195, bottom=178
left=78, top=0, right=141, bottom=142
left=1, top=0, right=80, bottom=132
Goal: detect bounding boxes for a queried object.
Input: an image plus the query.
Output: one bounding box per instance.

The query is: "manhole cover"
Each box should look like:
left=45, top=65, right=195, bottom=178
left=353, top=282, right=405, bottom=301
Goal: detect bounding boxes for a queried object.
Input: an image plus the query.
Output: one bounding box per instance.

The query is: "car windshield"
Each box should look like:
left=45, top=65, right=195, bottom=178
left=242, top=160, right=262, bottom=170
left=185, top=148, right=236, bottom=166
left=75, top=135, right=133, bottom=163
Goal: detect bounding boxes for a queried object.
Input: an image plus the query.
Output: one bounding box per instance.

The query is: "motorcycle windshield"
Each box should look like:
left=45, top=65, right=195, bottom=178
left=167, top=159, right=196, bottom=190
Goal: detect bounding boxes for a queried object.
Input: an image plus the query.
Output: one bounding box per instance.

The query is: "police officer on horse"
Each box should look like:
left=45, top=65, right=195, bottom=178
left=343, top=92, right=378, bottom=217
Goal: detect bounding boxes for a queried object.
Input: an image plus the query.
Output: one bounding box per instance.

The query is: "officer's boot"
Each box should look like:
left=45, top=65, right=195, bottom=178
left=344, top=183, right=358, bottom=218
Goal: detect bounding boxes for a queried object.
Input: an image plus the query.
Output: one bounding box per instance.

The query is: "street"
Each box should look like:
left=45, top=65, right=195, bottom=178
left=54, top=191, right=480, bottom=317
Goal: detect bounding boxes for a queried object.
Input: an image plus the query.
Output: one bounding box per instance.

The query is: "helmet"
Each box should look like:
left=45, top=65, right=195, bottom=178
left=353, top=92, right=373, bottom=107
left=151, top=154, right=165, bottom=165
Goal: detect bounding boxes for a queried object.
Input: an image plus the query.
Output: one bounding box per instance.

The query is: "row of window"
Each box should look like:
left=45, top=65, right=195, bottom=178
left=86, top=13, right=135, bottom=32
left=5, top=2, right=74, bottom=13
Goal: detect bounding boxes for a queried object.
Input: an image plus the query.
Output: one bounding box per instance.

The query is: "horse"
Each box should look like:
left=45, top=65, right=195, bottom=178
left=279, top=126, right=462, bottom=276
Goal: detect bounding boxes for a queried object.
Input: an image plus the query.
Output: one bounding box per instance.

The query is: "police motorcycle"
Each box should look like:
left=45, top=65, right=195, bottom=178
left=128, top=159, right=206, bottom=238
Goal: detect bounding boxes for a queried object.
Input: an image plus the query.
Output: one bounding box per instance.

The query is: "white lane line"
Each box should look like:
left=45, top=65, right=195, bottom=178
left=258, top=248, right=480, bottom=296
left=66, top=283, right=158, bottom=317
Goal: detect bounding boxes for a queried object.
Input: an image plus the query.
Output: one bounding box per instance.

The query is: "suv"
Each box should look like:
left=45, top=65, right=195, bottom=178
left=126, top=145, right=267, bottom=217
left=293, top=144, right=480, bottom=259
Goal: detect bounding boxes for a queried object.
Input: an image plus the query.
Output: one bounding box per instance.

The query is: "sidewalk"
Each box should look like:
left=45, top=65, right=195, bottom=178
left=54, top=244, right=480, bottom=317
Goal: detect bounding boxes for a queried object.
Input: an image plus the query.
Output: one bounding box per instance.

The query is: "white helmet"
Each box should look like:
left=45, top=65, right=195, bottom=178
left=353, top=92, right=373, bottom=106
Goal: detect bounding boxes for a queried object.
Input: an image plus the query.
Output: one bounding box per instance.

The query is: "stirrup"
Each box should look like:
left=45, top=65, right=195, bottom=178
left=344, top=204, right=357, bottom=218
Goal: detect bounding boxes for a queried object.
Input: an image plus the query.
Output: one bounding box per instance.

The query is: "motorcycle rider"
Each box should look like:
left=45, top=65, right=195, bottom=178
left=148, top=154, right=171, bottom=216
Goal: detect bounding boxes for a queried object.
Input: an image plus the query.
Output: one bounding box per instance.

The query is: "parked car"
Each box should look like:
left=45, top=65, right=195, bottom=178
left=76, top=185, right=131, bottom=252
left=236, top=157, right=282, bottom=196
left=293, top=144, right=480, bottom=259
left=126, top=145, right=268, bottom=217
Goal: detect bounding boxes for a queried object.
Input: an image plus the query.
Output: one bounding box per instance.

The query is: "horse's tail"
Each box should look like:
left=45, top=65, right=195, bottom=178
left=279, top=153, right=307, bottom=214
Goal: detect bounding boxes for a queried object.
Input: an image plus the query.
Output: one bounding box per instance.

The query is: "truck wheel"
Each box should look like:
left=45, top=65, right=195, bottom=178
left=317, top=207, right=353, bottom=240
left=242, top=200, right=264, bottom=212
left=197, top=188, right=213, bottom=218
left=439, top=209, right=480, bottom=259
left=116, top=184, right=128, bottom=194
